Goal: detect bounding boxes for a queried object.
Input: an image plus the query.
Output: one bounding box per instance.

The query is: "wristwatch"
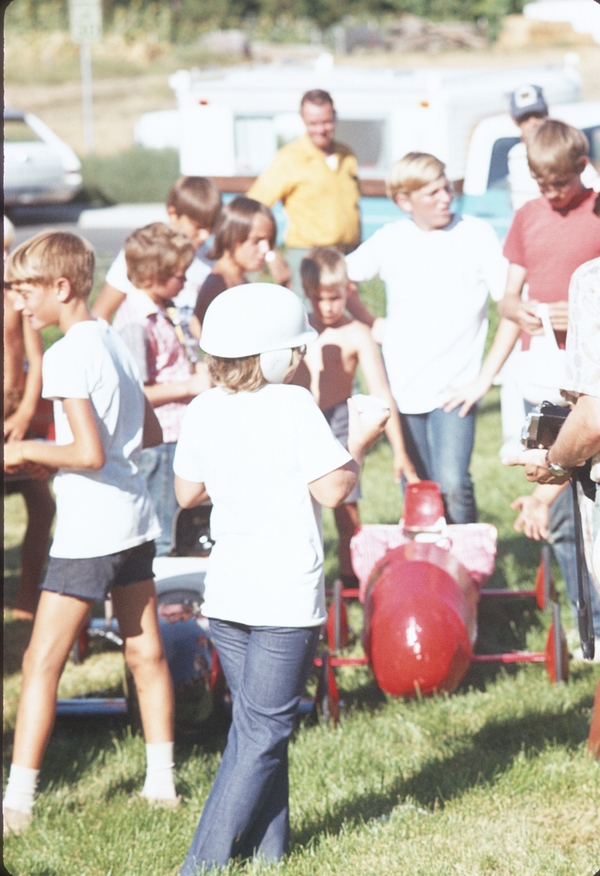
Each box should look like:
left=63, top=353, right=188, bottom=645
left=545, top=451, right=571, bottom=478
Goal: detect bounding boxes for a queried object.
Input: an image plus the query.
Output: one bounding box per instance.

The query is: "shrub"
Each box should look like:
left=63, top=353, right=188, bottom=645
left=80, top=148, right=180, bottom=204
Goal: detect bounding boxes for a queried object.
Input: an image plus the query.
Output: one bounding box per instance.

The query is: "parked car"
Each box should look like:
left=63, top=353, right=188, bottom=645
left=4, top=109, right=82, bottom=206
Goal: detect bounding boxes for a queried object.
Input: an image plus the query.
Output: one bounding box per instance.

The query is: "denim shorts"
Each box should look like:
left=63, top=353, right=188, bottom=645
left=42, top=540, right=155, bottom=601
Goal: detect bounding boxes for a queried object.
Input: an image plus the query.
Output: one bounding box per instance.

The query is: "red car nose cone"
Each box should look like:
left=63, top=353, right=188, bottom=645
left=403, top=481, right=445, bottom=532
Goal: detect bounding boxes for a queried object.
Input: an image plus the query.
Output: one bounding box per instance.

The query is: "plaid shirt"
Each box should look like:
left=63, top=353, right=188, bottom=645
left=115, top=287, right=192, bottom=443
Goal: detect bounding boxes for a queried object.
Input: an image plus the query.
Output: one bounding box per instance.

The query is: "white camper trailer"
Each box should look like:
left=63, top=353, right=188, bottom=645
left=151, top=53, right=582, bottom=186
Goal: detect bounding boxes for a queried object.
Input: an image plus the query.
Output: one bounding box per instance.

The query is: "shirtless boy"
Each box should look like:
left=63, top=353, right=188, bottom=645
left=295, top=246, right=417, bottom=585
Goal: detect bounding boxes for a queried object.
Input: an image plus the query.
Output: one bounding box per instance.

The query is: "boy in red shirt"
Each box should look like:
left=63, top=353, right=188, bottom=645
left=444, top=119, right=600, bottom=633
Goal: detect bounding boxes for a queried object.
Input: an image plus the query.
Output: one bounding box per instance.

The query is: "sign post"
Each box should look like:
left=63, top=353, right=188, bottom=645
left=68, top=0, right=103, bottom=154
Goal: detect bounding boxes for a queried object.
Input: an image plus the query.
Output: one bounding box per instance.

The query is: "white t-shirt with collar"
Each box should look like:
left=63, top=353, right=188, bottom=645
left=345, top=214, right=509, bottom=414
left=43, top=319, right=160, bottom=558
left=173, top=384, right=351, bottom=627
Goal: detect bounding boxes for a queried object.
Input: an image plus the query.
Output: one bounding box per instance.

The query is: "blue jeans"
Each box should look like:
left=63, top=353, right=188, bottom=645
left=400, top=407, right=477, bottom=524
left=180, top=620, right=321, bottom=874
left=554, top=483, right=600, bottom=638
left=522, top=402, right=600, bottom=635
left=138, top=442, right=178, bottom=557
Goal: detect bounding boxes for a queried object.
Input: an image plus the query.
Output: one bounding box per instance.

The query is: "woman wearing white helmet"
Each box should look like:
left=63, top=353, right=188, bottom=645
left=174, top=283, right=389, bottom=873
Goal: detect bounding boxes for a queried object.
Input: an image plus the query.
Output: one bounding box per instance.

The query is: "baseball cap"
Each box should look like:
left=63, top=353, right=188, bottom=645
left=510, top=84, right=549, bottom=122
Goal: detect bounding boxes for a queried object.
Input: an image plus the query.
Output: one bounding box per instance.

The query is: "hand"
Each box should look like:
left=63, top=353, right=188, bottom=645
left=440, top=377, right=490, bottom=418
left=4, top=441, right=26, bottom=473
left=347, top=397, right=390, bottom=460
left=266, top=252, right=291, bottom=288
left=511, top=494, right=550, bottom=540
left=188, top=363, right=213, bottom=396
left=504, top=449, right=569, bottom=484
left=547, top=300, right=569, bottom=333
left=517, top=300, right=544, bottom=335
left=371, top=318, right=387, bottom=345
left=25, top=461, right=56, bottom=480
left=393, top=453, right=419, bottom=485
left=4, top=412, right=31, bottom=442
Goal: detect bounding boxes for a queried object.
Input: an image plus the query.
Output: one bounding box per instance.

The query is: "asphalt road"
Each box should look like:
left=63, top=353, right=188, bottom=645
left=8, top=202, right=166, bottom=261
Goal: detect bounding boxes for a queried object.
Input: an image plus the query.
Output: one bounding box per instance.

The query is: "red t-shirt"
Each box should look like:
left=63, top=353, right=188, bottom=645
left=503, top=187, right=600, bottom=350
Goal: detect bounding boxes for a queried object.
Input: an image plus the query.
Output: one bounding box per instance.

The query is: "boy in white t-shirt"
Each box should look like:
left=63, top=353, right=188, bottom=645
left=345, top=151, right=509, bottom=524
left=92, top=176, right=222, bottom=353
left=3, top=232, right=178, bottom=835
left=174, top=284, right=389, bottom=873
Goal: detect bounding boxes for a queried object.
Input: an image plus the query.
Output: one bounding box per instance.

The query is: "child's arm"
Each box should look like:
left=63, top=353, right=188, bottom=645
left=497, top=263, right=543, bottom=334
left=4, top=397, right=105, bottom=473
left=144, top=369, right=212, bottom=408
left=4, top=317, right=44, bottom=442
left=91, top=283, right=126, bottom=322
left=500, top=263, right=569, bottom=334
left=174, top=475, right=210, bottom=508
left=308, top=398, right=389, bottom=507
left=143, top=397, right=163, bottom=448
left=355, top=325, right=418, bottom=483
left=345, top=282, right=377, bottom=327
left=441, top=317, right=521, bottom=417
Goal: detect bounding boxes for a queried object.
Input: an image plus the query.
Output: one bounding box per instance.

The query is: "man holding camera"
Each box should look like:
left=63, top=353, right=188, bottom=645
left=507, top=257, right=600, bottom=660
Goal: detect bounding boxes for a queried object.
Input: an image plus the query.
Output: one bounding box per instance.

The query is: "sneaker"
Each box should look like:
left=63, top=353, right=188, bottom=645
left=3, top=807, right=32, bottom=835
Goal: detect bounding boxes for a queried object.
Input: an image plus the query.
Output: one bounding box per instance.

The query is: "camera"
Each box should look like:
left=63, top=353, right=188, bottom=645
left=521, top=401, right=570, bottom=450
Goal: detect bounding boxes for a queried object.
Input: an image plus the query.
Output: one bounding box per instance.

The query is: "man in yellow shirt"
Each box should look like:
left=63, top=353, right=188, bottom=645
left=248, top=89, right=361, bottom=298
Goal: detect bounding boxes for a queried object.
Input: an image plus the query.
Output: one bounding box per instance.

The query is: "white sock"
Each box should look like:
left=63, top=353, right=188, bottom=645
left=142, top=742, right=176, bottom=799
left=3, top=764, right=39, bottom=815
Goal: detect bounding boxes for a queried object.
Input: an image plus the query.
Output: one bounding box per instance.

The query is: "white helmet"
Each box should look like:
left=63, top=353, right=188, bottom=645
left=200, top=283, right=317, bottom=383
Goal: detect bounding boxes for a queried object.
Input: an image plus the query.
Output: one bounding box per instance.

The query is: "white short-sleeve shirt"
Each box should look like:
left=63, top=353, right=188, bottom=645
left=174, top=384, right=351, bottom=627
left=345, top=214, right=509, bottom=414
left=43, top=320, right=160, bottom=558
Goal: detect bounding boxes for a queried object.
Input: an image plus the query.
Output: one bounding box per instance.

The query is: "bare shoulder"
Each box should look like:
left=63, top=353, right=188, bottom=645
left=348, top=318, right=377, bottom=350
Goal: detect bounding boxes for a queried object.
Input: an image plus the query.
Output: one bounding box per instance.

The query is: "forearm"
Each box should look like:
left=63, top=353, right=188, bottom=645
left=308, top=459, right=361, bottom=508
left=478, top=318, right=521, bottom=386
left=346, top=283, right=376, bottom=327
left=174, top=475, right=210, bottom=508
left=547, top=396, right=600, bottom=469
left=144, top=381, right=194, bottom=407
left=7, top=437, right=104, bottom=471
left=16, top=322, right=44, bottom=426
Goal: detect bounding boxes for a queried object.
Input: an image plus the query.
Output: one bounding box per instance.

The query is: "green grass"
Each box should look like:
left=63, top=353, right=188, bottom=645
left=4, top=288, right=600, bottom=874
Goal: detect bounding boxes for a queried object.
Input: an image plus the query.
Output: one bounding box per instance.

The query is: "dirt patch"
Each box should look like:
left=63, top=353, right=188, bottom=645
left=4, top=44, right=599, bottom=157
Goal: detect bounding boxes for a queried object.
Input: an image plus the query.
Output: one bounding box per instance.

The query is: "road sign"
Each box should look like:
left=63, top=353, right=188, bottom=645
left=69, top=0, right=103, bottom=45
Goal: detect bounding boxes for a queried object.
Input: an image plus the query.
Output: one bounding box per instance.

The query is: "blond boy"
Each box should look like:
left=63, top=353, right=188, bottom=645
left=295, top=246, right=417, bottom=585
left=345, top=153, right=508, bottom=524
left=3, top=232, right=176, bottom=834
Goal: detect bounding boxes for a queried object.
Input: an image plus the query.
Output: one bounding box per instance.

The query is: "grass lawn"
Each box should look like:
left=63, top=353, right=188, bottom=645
left=3, top=288, right=600, bottom=874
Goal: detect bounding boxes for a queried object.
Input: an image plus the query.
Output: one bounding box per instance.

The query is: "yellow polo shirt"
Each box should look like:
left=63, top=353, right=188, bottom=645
left=247, top=134, right=360, bottom=249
